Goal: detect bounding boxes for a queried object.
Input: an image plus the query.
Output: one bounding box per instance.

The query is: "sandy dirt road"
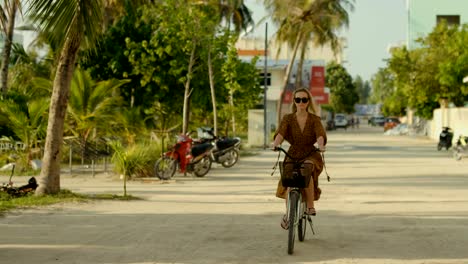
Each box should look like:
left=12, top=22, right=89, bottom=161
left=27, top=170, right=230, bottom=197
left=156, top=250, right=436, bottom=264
left=1, top=126, right=468, bottom=264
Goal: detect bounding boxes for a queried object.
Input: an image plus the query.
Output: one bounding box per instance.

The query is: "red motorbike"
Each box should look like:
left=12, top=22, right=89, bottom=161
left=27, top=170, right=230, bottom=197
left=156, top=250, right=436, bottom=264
left=154, top=133, right=214, bottom=179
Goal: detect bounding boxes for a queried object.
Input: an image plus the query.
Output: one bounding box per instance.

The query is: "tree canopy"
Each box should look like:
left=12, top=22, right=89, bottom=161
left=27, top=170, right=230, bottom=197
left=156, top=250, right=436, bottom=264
left=325, top=61, right=358, bottom=114
left=372, top=22, right=468, bottom=119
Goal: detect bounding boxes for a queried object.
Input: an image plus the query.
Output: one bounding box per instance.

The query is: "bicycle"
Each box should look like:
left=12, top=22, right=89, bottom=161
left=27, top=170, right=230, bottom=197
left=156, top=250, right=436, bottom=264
left=272, top=146, right=323, bottom=255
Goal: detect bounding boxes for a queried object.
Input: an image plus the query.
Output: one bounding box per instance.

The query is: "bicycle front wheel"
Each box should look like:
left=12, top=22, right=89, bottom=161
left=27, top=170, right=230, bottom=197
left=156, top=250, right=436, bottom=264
left=298, top=200, right=307, bottom=242
left=287, top=191, right=299, bottom=255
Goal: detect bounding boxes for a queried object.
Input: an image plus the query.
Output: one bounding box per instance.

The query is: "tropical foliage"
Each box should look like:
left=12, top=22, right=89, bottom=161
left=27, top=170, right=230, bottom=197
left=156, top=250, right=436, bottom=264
left=353, top=75, right=370, bottom=104
left=372, top=22, right=468, bottom=119
left=109, top=140, right=160, bottom=197
left=325, top=61, right=358, bottom=114
left=0, top=0, right=260, bottom=195
left=0, top=0, right=22, bottom=97
left=263, top=0, right=353, bottom=122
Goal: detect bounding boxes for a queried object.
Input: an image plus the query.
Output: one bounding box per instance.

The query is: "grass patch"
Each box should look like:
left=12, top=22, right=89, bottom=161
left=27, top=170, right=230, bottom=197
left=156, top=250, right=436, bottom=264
left=0, top=189, right=141, bottom=215
left=88, top=193, right=142, bottom=201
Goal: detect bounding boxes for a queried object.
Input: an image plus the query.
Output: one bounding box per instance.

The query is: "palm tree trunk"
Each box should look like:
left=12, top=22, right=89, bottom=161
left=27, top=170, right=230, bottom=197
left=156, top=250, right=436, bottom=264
left=207, top=45, right=218, bottom=136
left=295, top=37, right=308, bottom=88
left=182, top=46, right=196, bottom=134
left=35, top=35, right=81, bottom=195
left=276, top=29, right=304, bottom=125
left=0, top=1, right=17, bottom=97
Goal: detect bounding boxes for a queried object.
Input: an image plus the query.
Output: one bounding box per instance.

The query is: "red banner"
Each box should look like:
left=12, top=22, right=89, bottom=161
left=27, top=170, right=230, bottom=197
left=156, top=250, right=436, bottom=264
left=311, top=92, right=329, bottom=104
left=310, top=66, right=325, bottom=90
left=310, top=88, right=329, bottom=104
left=282, top=90, right=293, bottom=104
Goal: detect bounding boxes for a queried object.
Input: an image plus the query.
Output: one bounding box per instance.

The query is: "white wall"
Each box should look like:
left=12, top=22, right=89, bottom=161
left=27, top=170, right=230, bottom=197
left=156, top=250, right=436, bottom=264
left=428, top=107, right=468, bottom=142
left=248, top=109, right=266, bottom=147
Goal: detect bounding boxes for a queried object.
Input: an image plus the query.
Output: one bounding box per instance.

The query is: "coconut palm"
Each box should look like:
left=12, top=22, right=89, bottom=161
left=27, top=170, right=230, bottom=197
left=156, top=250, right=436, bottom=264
left=264, top=0, right=353, bottom=123
left=217, top=0, right=254, bottom=33
left=0, top=95, right=49, bottom=168
left=194, top=0, right=254, bottom=136
left=66, top=68, right=129, bottom=163
left=217, top=0, right=253, bottom=136
left=0, top=0, right=22, bottom=98
left=26, top=0, right=105, bottom=195
left=110, top=106, right=147, bottom=146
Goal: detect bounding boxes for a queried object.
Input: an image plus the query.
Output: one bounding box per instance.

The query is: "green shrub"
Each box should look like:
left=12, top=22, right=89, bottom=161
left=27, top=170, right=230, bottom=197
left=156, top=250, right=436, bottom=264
left=110, top=140, right=161, bottom=196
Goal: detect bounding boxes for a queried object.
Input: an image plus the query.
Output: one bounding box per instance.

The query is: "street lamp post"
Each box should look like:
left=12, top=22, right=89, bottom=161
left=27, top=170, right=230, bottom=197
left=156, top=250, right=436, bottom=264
left=263, top=23, right=268, bottom=149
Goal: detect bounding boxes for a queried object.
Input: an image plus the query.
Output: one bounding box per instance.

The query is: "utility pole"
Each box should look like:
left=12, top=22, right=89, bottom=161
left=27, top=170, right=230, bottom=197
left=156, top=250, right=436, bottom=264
left=263, top=23, right=268, bottom=149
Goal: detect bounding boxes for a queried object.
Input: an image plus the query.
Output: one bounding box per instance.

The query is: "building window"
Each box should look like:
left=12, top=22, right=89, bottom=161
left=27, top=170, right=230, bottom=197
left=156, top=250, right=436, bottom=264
left=436, top=15, right=460, bottom=26
left=259, top=72, right=271, bottom=86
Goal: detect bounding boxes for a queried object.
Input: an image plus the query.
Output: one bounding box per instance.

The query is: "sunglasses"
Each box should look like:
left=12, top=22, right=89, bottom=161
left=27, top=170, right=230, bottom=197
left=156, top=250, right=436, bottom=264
left=294, top=97, right=309, bottom=104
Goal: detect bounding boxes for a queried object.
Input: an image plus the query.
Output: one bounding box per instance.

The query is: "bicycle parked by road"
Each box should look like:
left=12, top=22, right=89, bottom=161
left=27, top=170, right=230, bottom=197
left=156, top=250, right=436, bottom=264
left=273, top=146, right=320, bottom=255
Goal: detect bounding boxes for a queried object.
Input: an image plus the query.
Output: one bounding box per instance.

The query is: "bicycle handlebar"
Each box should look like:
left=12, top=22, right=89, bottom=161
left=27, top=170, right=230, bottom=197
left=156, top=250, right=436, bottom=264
left=273, top=146, right=320, bottom=161
left=273, top=146, right=331, bottom=182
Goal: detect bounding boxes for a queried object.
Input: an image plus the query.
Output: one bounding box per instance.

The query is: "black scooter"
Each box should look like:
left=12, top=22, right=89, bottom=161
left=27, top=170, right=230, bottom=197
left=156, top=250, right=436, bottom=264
left=196, top=127, right=241, bottom=168
left=437, top=127, right=454, bottom=151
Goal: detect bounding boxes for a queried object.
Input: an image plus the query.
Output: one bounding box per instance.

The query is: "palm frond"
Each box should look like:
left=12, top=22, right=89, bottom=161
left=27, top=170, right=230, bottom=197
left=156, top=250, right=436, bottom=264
left=27, top=0, right=104, bottom=51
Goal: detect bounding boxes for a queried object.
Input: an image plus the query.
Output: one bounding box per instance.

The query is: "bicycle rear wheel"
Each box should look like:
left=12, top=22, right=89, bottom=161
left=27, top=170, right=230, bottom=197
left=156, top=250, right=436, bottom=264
left=287, top=190, right=299, bottom=255
left=298, top=200, right=306, bottom=242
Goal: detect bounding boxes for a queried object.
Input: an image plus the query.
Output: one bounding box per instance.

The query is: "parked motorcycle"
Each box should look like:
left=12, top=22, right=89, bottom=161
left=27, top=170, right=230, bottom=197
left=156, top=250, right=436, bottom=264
left=437, top=127, right=454, bottom=150
left=453, top=134, right=468, bottom=161
left=154, top=133, right=214, bottom=180
left=196, top=127, right=241, bottom=168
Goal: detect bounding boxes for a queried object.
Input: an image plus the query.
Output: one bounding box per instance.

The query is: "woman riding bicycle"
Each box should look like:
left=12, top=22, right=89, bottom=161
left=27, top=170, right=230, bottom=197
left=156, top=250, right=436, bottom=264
left=272, top=88, right=327, bottom=229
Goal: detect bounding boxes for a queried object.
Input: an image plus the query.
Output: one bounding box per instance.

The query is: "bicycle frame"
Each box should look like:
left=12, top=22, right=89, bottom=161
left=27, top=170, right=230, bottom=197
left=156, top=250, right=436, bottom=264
left=274, top=146, right=318, bottom=254
left=287, top=188, right=304, bottom=227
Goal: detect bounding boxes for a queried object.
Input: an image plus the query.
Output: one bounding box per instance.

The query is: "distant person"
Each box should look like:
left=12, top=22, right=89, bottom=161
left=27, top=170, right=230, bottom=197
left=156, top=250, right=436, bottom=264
left=272, top=87, right=327, bottom=229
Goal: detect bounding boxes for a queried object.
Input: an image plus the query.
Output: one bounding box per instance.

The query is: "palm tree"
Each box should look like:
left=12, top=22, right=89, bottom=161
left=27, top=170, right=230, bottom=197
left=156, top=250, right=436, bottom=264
left=110, top=106, right=147, bottom=146
left=27, top=0, right=105, bottom=195
left=103, top=0, right=152, bottom=27
left=195, top=0, right=254, bottom=136
left=217, top=1, right=253, bottom=137
left=0, top=0, right=22, bottom=98
left=0, top=95, right=49, bottom=168
left=295, top=0, right=350, bottom=85
left=218, top=0, right=254, bottom=32
left=67, top=68, right=129, bottom=163
left=264, top=0, right=353, bottom=123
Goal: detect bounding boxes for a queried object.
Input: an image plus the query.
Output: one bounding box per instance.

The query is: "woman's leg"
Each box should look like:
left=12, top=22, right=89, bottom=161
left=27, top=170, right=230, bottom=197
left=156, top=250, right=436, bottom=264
left=301, top=162, right=315, bottom=210
left=276, top=180, right=291, bottom=229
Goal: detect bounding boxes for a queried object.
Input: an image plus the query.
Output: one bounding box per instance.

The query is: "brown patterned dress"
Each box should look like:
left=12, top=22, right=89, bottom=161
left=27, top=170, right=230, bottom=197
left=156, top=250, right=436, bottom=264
left=275, top=113, right=327, bottom=200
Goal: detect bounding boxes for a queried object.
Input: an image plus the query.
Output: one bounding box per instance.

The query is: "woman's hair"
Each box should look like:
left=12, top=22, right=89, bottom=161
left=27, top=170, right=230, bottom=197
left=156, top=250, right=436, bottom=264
left=291, top=87, right=317, bottom=114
